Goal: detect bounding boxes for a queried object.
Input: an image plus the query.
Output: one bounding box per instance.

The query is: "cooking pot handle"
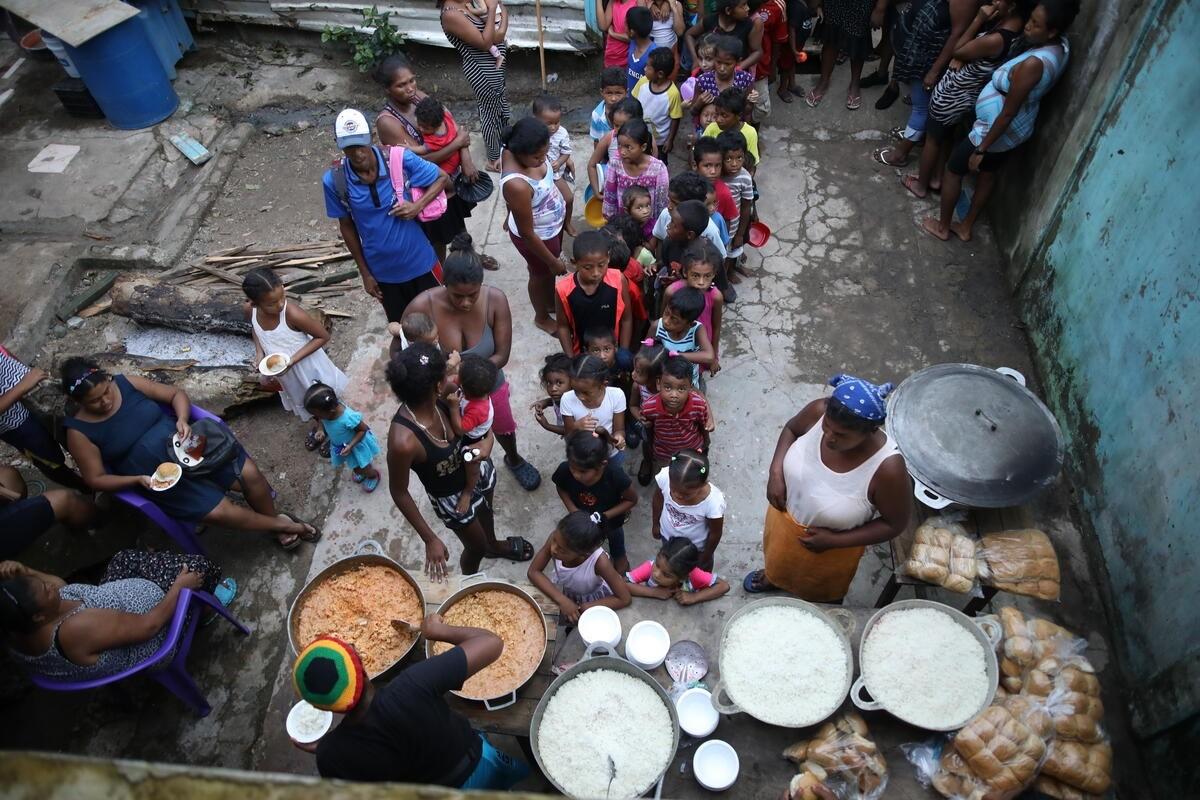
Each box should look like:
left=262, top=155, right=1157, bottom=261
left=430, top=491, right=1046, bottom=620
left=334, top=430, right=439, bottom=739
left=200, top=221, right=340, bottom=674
left=583, top=642, right=624, bottom=661
left=825, top=607, right=857, bottom=637
left=709, top=679, right=741, bottom=715
left=994, top=367, right=1027, bottom=387
left=354, top=539, right=385, bottom=556
left=975, top=617, right=1003, bottom=648
left=850, top=676, right=882, bottom=711
left=912, top=477, right=954, bottom=510
left=483, top=691, right=518, bottom=712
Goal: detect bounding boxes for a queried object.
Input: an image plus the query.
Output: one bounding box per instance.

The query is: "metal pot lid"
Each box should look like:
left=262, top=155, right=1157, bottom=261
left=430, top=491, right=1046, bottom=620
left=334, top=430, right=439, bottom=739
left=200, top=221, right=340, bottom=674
left=887, top=364, right=1064, bottom=507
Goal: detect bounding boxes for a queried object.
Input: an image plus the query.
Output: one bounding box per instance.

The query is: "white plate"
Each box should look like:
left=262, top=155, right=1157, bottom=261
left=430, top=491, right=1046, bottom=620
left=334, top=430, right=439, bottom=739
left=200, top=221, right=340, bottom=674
left=676, top=687, right=719, bottom=738
left=625, top=620, right=670, bottom=671
left=693, top=739, right=739, bottom=791
left=286, top=700, right=333, bottom=744
left=259, top=353, right=290, bottom=376
left=171, top=436, right=204, bottom=467
left=578, top=606, right=622, bottom=648
left=150, top=464, right=181, bottom=492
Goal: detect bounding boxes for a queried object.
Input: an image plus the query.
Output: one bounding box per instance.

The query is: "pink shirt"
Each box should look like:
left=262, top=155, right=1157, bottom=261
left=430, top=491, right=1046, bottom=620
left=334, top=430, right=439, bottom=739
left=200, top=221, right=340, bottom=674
left=627, top=559, right=718, bottom=592
left=604, top=0, right=641, bottom=67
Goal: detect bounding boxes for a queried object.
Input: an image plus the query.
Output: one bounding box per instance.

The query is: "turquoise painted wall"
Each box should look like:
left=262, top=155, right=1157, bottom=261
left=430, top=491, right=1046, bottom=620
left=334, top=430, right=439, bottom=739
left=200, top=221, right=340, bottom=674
left=1018, top=0, right=1199, bottom=739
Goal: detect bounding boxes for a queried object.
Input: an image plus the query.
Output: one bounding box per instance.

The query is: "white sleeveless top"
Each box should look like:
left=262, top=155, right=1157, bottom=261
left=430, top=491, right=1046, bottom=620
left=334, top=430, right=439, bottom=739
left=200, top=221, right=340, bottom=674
left=502, top=158, right=566, bottom=240
left=782, top=416, right=901, bottom=531
left=251, top=302, right=347, bottom=420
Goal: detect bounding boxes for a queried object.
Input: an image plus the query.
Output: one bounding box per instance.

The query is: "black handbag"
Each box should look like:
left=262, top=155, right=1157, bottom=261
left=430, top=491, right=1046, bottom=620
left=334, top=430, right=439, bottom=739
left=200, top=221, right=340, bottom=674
left=171, top=418, right=239, bottom=477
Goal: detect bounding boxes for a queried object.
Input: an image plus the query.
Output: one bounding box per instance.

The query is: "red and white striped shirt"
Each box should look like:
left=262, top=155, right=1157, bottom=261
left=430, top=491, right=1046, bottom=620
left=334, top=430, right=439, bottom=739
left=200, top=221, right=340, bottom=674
left=642, top=391, right=708, bottom=461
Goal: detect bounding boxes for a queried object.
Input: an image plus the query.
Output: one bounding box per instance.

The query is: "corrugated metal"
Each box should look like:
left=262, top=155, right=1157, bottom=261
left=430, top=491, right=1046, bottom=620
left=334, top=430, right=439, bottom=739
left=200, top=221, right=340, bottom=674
left=180, top=0, right=598, bottom=52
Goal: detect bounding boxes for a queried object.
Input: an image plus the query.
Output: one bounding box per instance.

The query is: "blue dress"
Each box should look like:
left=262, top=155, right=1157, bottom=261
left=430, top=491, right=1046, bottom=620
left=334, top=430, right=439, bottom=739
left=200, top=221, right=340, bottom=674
left=63, top=375, right=246, bottom=523
left=320, top=406, right=380, bottom=470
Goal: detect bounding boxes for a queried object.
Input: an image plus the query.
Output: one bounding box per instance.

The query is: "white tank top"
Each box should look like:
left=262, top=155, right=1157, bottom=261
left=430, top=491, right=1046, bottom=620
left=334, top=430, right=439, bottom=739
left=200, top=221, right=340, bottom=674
left=782, top=416, right=901, bottom=531
left=502, top=158, right=566, bottom=240
left=251, top=302, right=309, bottom=356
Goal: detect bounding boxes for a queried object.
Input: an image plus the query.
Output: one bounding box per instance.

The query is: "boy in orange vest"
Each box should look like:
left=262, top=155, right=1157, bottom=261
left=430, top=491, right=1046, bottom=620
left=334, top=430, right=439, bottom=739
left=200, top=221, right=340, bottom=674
left=554, top=231, right=634, bottom=371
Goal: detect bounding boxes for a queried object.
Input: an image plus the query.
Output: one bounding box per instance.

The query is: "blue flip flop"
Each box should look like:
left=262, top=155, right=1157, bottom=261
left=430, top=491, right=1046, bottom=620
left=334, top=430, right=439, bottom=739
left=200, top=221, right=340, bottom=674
left=743, top=570, right=780, bottom=594
left=214, top=577, right=237, bottom=606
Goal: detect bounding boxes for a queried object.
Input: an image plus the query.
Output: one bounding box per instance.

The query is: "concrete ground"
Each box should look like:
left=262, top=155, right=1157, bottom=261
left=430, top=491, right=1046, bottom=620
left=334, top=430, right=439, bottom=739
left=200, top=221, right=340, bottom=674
left=0, top=30, right=1138, bottom=799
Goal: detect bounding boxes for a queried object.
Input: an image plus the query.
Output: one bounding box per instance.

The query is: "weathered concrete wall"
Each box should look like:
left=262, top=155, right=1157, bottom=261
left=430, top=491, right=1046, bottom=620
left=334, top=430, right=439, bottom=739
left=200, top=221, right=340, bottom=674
left=1005, top=0, right=1199, bottom=793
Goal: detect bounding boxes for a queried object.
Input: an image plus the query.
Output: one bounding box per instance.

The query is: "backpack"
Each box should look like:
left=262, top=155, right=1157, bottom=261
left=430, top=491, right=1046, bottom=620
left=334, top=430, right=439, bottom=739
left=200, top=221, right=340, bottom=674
left=330, top=146, right=447, bottom=222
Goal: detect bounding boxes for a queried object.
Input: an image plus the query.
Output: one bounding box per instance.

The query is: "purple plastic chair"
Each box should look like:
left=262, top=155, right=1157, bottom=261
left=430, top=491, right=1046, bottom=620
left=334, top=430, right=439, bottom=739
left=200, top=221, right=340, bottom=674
left=26, top=588, right=251, bottom=717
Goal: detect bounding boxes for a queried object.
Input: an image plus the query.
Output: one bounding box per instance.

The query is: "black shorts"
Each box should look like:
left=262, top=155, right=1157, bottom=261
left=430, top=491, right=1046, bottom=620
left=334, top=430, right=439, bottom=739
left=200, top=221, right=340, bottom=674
left=946, top=137, right=1011, bottom=176
left=378, top=271, right=441, bottom=323
left=925, top=115, right=960, bottom=143
left=0, top=495, right=55, bottom=559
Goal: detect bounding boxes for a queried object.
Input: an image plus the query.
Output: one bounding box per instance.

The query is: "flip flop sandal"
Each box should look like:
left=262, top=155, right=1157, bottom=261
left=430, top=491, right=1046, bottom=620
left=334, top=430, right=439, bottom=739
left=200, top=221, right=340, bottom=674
left=888, top=125, right=906, bottom=140
left=281, top=512, right=323, bottom=544
left=352, top=472, right=365, bottom=483
left=202, top=577, right=239, bottom=626
left=319, top=439, right=332, bottom=459
left=846, top=94, right=862, bottom=111
left=480, top=254, right=500, bottom=271
left=484, top=535, right=535, bottom=562
left=777, top=87, right=794, bottom=103
left=304, top=430, right=322, bottom=451
left=505, top=458, right=542, bottom=491
left=872, top=147, right=909, bottom=168
left=743, top=569, right=782, bottom=594
left=901, top=174, right=929, bottom=198
left=804, top=89, right=825, bottom=108
left=277, top=531, right=302, bottom=551
left=362, top=475, right=380, bottom=493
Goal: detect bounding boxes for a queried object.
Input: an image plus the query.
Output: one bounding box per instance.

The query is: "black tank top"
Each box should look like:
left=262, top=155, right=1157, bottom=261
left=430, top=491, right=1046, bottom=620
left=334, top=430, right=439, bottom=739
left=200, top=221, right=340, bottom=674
left=392, top=401, right=465, bottom=497
left=703, top=14, right=755, bottom=53
left=567, top=275, right=618, bottom=347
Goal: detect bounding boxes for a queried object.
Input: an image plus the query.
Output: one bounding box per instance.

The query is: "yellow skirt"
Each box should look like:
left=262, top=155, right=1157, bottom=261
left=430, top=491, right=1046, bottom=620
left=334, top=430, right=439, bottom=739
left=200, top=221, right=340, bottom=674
left=762, top=504, right=865, bottom=602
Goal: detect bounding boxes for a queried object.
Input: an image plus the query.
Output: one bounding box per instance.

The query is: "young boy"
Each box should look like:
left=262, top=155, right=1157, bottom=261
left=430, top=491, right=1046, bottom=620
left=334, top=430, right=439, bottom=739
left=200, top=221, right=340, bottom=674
left=750, top=0, right=788, bottom=120
left=654, top=200, right=711, bottom=313
left=692, top=137, right=739, bottom=233
left=414, top=96, right=468, bottom=177
left=388, top=312, right=460, bottom=373
left=533, top=94, right=576, bottom=236
left=703, top=88, right=760, bottom=168
left=648, top=172, right=728, bottom=258
left=554, top=230, right=633, bottom=357
left=591, top=67, right=629, bottom=144
left=717, top=130, right=754, bottom=287
left=444, top=354, right=498, bottom=515
left=641, top=355, right=713, bottom=468
left=705, top=183, right=732, bottom=248
left=651, top=283, right=715, bottom=388
left=625, top=7, right=659, bottom=90
left=632, top=48, right=684, bottom=163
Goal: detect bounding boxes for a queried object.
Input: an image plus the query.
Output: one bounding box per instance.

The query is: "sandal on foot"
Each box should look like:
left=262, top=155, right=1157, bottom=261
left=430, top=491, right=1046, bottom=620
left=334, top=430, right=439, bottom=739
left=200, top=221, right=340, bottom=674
left=846, top=94, right=862, bottom=110
left=276, top=531, right=302, bottom=551
left=873, top=146, right=909, bottom=168
left=901, top=174, right=928, bottom=199
left=480, top=254, right=500, bottom=272
left=352, top=472, right=365, bottom=483
left=281, top=513, right=322, bottom=544
left=362, top=475, right=380, bottom=493
left=505, top=458, right=542, bottom=491
left=214, top=577, right=238, bottom=606
left=876, top=84, right=900, bottom=110
left=319, top=439, right=331, bottom=459
left=484, top=535, right=535, bottom=562
left=304, top=430, right=323, bottom=451
left=804, top=89, right=826, bottom=108
left=743, top=569, right=781, bottom=594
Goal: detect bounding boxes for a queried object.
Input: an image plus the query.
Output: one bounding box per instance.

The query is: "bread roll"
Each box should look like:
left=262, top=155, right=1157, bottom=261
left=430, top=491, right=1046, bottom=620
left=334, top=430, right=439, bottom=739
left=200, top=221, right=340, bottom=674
left=980, top=529, right=1061, bottom=600
left=782, top=711, right=886, bottom=796
left=904, top=520, right=977, bottom=593
left=1042, top=741, right=1112, bottom=794
left=1032, top=775, right=1103, bottom=800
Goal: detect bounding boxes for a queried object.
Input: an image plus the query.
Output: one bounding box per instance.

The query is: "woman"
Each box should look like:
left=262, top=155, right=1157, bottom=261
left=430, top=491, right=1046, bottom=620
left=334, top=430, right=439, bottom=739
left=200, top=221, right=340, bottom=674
left=872, top=0, right=974, bottom=167
left=598, top=0, right=648, bottom=68
left=0, top=344, right=85, bottom=490
left=387, top=343, right=534, bottom=582
left=805, top=0, right=887, bottom=109
left=922, top=0, right=1077, bottom=242
left=500, top=118, right=568, bottom=335
left=439, top=0, right=511, bottom=171
left=1, top=550, right=234, bottom=681
left=743, top=375, right=911, bottom=601
left=60, top=359, right=319, bottom=550
left=405, top=234, right=542, bottom=491
left=372, top=55, right=489, bottom=268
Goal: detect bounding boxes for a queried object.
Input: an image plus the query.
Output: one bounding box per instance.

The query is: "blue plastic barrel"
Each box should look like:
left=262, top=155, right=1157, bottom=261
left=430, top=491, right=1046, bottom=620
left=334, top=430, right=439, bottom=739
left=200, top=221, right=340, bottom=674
left=62, top=14, right=178, bottom=130
left=130, top=0, right=195, bottom=79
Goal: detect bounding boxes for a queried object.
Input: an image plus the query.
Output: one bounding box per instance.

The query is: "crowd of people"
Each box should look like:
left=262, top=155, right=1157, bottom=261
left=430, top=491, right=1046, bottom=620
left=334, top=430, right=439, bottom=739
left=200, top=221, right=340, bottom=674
left=0, top=0, right=1081, bottom=791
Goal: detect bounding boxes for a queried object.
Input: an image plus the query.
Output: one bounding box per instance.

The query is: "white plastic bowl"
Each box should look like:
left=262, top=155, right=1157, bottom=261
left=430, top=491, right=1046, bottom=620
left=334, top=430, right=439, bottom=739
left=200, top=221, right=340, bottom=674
left=578, top=606, right=622, bottom=649
left=286, top=700, right=332, bottom=744
left=625, top=620, right=670, bottom=671
left=676, top=687, right=720, bottom=738
left=694, top=739, right=739, bottom=791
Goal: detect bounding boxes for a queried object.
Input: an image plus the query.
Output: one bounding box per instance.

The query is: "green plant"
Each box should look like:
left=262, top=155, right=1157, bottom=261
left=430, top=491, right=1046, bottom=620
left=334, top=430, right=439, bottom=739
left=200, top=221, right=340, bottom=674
left=322, top=6, right=406, bottom=72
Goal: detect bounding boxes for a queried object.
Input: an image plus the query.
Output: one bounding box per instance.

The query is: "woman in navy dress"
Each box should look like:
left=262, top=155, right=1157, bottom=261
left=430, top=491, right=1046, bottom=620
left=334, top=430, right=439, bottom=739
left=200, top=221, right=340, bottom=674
left=60, top=359, right=319, bottom=550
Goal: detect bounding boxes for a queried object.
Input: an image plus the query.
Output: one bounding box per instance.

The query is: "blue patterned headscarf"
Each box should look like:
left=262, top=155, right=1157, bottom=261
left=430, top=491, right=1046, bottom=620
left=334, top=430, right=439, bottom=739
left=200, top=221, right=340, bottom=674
left=828, top=374, right=894, bottom=422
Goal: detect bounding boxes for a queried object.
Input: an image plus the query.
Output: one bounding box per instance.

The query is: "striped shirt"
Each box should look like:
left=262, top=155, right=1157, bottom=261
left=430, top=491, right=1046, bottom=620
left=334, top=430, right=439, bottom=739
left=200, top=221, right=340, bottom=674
left=721, top=167, right=754, bottom=239
left=654, top=319, right=702, bottom=385
left=642, top=391, right=708, bottom=460
left=930, top=27, right=1019, bottom=124
left=0, top=347, right=31, bottom=433
left=590, top=100, right=611, bottom=142
left=971, top=39, right=1071, bottom=152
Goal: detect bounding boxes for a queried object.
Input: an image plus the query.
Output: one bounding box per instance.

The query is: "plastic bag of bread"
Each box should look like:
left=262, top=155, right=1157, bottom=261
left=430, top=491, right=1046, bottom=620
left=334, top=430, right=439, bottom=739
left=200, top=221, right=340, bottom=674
left=902, top=515, right=977, bottom=593
left=977, top=529, right=1061, bottom=600
left=1032, top=774, right=1103, bottom=800
left=997, top=607, right=1083, bottom=693
left=1042, top=739, right=1112, bottom=795
left=783, top=710, right=888, bottom=800
left=1022, top=656, right=1104, bottom=743
left=786, top=763, right=836, bottom=800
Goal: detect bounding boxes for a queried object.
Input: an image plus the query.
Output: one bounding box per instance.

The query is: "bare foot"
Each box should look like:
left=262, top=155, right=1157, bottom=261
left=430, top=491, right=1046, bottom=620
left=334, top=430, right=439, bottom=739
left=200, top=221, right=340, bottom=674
left=485, top=158, right=502, bottom=173
left=901, top=174, right=927, bottom=199
left=949, top=221, right=973, bottom=242
left=564, top=219, right=578, bottom=236
left=929, top=181, right=942, bottom=194
left=919, top=217, right=952, bottom=241
left=533, top=316, right=558, bottom=335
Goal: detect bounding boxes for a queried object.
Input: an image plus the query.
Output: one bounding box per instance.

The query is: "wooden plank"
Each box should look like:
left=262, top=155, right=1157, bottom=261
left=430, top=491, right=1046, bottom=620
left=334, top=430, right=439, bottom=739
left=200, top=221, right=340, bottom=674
left=192, top=262, right=248, bottom=286
left=78, top=298, right=112, bottom=318
left=275, top=252, right=351, bottom=268
left=3, top=0, right=138, bottom=47
left=56, top=272, right=117, bottom=321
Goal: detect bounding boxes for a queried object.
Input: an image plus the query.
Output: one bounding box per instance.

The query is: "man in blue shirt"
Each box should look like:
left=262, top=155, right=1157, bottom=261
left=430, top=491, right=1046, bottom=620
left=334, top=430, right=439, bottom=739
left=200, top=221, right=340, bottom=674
left=324, top=109, right=451, bottom=326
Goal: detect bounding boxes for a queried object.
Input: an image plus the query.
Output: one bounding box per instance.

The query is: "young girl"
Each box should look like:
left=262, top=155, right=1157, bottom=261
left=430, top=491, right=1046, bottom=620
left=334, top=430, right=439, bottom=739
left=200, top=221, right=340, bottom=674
left=444, top=354, right=498, bottom=516
left=629, top=341, right=670, bottom=482
left=627, top=536, right=730, bottom=605
left=622, top=184, right=655, bottom=240
left=303, top=383, right=381, bottom=492
left=652, top=449, right=725, bottom=570
left=532, top=352, right=572, bottom=436
left=527, top=510, right=632, bottom=623
left=244, top=269, right=347, bottom=456
left=653, top=285, right=714, bottom=387
left=602, top=118, right=670, bottom=223
left=560, top=354, right=628, bottom=466
left=642, top=355, right=713, bottom=467
left=693, top=35, right=756, bottom=112
left=552, top=429, right=638, bottom=572
left=587, top=96, right=657, bottom=202
left=665, top=240, right=724, bottom=375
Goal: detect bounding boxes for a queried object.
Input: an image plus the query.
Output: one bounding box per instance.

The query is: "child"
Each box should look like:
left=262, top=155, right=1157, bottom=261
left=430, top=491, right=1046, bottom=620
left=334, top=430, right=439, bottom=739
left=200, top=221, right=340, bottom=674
left=553, top=429, right=639, bottom=572
left=602, top=118, right=670, bottom=223
left=648, top=172, right=727, bottom=258
left=717, top=130, right=755, bottom=286
left=554, top=230, right=632, bottom=356
left=648, top=0, right=686, bottom=54
left=444, top=354, right=499, bottom=515
left=641, top=356, right=713, bottom=468
left=532, top=352, right=572, bottom=436
left=533, top=94, right=576, bottom=236
left=778, top=0, right=814, bottom=102
left=415, top=96, right=466, bottom=177
left=665, top=240, right=725, bottom=374
left=652, top=283, right=715, bottom=386
left=652, top=449, right=725, bottom=570
left=303, top=383, right=381, bottom=492
left=627, top=537, right=731, bottom=605
left=629, top=341, right=670, bottom=484
left=705, top=182, right=732, bottom=248
left=693, top=35, right=755, bottom=110
left=591, top=66, right=629, bottom=144
left=632, top=48, right=683, bottom=162
left=600, top=218, right=651, bottom=340
left=560, top=354, right=628, bottom=466
left=652, top=200, right=712, bottom=313
left=587, top=96, right=657, bottom=202
left=703, top=88, right=761, bottom=166
left=584, top=327, right=625, bottom=382
left=625, top=7, right=659, bottom=90
left=692, top=137, right=739, bottom=234
left=243, top=268, right=347, bottom=456
left=390, top=312, right=463, bottom=376
left=694, top=100, right=718, bottom=142
left=623, top=184, right=655, bottom=241
left=528, top=510, right=632, bottom=623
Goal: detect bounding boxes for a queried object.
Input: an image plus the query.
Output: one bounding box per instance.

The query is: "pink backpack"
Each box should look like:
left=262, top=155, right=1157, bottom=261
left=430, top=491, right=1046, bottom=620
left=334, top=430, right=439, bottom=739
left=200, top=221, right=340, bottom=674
left=388, top=146, right=447, bottom=222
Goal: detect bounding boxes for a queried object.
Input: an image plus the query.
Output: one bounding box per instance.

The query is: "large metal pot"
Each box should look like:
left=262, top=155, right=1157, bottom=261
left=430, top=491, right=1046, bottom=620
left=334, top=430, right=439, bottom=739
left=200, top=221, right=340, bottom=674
left=851, top=599, right=1001, bottom=731
left=887, top=364, right=1064, bottom=509
left=710, top=597, right=856, bottom=728
left=426, top=574, right=548, bottom=711
left=531, top=644, right=680, bottom=800
left=287, top=539, right=425, bottom=679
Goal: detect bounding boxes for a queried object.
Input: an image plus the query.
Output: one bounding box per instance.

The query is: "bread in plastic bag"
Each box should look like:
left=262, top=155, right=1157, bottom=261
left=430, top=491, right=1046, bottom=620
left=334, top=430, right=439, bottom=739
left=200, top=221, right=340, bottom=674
left=1032, top=774, right=1103, bottom=800
left=783, top=710, right=888, bottom=800
left=997, top=607, right=1082, bottom=693
left=1042, top=739, right=1112, bottom=795
left=787, top=762, right=833, bottom=800
left=1021, top=656, right=1104, bottom=744
left=977, top=529, right=1061, bottom=600
left=902, top=514, right=977, bottom=593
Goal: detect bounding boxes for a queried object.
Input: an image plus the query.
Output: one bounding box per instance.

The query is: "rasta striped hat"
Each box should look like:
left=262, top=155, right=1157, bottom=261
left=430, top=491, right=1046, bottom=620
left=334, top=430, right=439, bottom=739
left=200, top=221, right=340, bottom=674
left=292, top=636, right=366, bottom=713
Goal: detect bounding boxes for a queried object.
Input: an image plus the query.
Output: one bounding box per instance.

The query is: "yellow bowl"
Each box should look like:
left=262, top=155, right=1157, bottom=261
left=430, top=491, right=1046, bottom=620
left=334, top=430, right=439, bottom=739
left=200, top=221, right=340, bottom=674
left=584, top=196, right=605, bottom=228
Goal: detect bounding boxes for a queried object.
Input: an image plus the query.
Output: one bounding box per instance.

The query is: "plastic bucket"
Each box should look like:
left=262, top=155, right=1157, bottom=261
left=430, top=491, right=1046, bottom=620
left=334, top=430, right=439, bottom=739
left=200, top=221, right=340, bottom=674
left=63, top=16, right=178, bottom=130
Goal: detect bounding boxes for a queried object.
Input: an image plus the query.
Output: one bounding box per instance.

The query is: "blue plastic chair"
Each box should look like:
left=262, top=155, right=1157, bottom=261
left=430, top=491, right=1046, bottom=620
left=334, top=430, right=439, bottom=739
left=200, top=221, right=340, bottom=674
left=26, top=588, right=251, bottom=717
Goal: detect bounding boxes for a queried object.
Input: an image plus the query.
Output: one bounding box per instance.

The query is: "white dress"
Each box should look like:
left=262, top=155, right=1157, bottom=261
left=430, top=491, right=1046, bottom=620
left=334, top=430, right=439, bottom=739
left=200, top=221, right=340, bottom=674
left=252, top=303, right=348, bottom=421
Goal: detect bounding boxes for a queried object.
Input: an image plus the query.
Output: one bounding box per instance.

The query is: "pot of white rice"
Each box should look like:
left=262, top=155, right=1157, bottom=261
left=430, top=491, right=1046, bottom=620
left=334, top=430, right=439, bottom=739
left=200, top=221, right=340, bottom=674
left=852, top=599, right=1001, bottom=731
left=531, top=643, right=679, bottom=799
left=710, top=597, right=855, bottom=728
